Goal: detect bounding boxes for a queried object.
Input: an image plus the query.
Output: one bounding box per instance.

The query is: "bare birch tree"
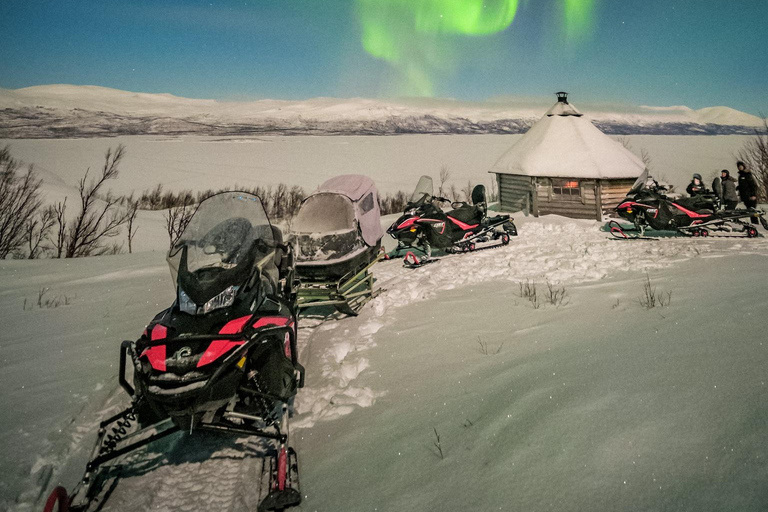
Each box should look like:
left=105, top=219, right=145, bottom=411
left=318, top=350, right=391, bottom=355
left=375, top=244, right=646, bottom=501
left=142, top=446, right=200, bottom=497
left=0, top=146, right=44, bottom=259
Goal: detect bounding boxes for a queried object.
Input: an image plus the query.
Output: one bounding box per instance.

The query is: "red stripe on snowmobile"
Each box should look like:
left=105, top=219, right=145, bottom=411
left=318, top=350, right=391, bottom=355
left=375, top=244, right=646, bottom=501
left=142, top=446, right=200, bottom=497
left=252, top=316, right=291, bottom=329
left=670, top=202, right=710, bottom=218
left=196, top=316, right=254, bottom=367
left=151, top=324, right=168, bottom=340
left=197, top=339, right=246, bottom=367
left=140, top=345, right=167, bottom=371
left=396, top=217, right=418, bottom=229
left=446, top=217, right=478, bottom=230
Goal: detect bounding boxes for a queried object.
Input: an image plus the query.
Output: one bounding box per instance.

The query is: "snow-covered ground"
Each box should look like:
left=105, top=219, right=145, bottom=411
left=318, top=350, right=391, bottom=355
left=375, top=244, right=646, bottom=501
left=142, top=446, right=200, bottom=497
left=1, top=135, right=766, bottom=511
left=2, top=212, right=767, bottom=511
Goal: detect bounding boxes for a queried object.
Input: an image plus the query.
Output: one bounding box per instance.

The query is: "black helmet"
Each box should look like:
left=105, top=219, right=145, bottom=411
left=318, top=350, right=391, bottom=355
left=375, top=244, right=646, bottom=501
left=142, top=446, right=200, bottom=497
left=693, top=173, right=702, bottom=180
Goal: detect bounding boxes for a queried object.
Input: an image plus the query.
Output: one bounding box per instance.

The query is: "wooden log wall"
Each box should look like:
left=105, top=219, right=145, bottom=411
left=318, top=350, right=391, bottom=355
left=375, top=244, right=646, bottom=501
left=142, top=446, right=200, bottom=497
left=599, top=179, right=636, bottom=216
left=495, top=174, right=639, bottom=220
left=498, top=174, right=534, bottom=214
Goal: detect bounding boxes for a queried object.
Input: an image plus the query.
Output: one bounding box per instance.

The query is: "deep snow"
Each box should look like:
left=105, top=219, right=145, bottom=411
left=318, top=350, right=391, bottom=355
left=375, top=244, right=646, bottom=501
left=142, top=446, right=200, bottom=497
left=2, top=213, right=767, bottom=511
left=0, top=134, right=766, bottom=511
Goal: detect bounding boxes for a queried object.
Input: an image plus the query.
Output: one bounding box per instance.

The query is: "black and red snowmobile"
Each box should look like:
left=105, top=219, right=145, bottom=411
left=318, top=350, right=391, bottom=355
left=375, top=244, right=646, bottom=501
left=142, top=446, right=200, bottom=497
left=43, top=192, right=305, bottom=512
left=609, top=171, right=767, bottom=239
left=386, top=175, right=517, bottom=267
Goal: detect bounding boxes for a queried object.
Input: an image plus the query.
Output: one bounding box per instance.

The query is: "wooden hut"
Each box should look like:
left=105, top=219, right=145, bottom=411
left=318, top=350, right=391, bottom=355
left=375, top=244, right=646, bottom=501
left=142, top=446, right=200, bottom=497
left=490, top=92, right=645, bottom=220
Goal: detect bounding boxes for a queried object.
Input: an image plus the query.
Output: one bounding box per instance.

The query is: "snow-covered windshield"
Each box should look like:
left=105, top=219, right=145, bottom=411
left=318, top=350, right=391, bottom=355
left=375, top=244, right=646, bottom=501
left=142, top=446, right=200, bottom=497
left=293, top=193, right=356, bottom=234
left=167, top=192, right=275, bottom=302
left=409, top=175, right=434, bottom=203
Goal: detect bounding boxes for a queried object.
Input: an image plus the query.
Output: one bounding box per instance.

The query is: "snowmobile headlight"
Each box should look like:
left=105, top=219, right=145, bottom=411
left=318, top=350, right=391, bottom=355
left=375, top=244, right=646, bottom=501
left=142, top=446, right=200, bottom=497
left=201, top=285, right=239, bottom=315
left=179, top=286, right=239, bottom=315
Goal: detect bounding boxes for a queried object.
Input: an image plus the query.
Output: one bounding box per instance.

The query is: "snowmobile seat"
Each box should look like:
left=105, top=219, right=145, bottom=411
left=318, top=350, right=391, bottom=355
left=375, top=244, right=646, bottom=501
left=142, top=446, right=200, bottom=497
left=447, top=204, right=484, bottom=225
left=471, top=184, right=487, bottom=218
left=676, top=195, right=716, bottom=214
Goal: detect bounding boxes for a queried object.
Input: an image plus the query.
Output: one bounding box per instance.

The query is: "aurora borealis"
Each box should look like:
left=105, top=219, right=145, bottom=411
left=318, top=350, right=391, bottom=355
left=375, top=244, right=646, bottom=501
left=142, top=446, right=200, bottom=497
left=357, top=0, right=599, bottom=96
left=0, top=0, right=766, bottom=114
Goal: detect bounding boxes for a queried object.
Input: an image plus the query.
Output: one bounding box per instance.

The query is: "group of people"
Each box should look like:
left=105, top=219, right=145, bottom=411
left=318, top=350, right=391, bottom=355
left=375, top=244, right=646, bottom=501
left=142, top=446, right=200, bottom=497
left=686, top=161, right=760, bottom=212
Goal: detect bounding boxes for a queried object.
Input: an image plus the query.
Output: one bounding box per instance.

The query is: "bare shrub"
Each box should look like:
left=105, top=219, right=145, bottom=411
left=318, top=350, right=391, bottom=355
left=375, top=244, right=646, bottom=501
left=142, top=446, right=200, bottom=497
left=449, top=184, right=459, bottom=202
left=61, top=145, right=132, bottom=258
left=639, top=273, right=672, bottom=308
left=165, top=200, right=196, bottom=250
left=544, top=281, right=570, bottom=307
left=476, top=336, right=504, bottom=355
left=24, top=206, right=56, bottom=259
left=432, top=428, right=444, bottom=459
left=379, top=190, right=408, bottom=215
left=518, top=279, right=540, bottom=309
left=33, top=287, right=73, bottom=309
left=462, top=180, right=473, bottom=202
left=125, top=195, right=139, bottom=254
left=737, top=117, right=768, bottom=201
left=0, top=146, right=44, bottom=258
left=438, top=165, right=450, bottom=197
left=617, top=136, right=652, bottom=170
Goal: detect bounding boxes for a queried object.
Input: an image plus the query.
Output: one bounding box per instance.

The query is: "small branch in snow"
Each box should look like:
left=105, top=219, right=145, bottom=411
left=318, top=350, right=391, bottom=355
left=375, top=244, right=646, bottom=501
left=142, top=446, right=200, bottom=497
left=433, top=428, right=444, bottom=460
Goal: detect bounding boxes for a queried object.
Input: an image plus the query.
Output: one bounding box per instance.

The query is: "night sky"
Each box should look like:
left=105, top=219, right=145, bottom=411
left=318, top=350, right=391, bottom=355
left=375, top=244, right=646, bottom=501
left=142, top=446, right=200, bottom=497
left=1, top=0, right=766, bottom=114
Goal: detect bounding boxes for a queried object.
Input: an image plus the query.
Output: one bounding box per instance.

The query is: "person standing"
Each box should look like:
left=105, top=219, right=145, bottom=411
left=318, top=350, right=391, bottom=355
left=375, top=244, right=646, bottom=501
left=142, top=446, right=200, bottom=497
left=719, top=169, right=739, bottom=210
left=736, top=161, right=759, bottom=224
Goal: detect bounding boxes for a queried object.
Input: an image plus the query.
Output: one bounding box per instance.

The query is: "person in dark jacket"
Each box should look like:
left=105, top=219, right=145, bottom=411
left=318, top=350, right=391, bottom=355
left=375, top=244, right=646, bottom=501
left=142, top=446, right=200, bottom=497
left=686, top=173, right=707, bottom=196
left=719, top=169, right=739, bottom=210
left=736, top=161, right=759, bottom=223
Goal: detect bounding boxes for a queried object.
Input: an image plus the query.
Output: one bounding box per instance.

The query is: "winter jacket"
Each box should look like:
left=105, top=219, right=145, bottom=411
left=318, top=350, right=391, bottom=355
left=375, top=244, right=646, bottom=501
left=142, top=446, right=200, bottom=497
left=686, top=181, right=707, bottom=196
left=737, top=170, right=758, bottom=199
left=721, top=176, right=738, bottom=202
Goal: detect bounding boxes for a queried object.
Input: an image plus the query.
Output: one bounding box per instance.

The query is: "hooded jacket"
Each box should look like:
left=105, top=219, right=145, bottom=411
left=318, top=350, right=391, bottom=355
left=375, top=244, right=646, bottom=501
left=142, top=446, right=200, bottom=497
left=737, top=170, right=758, bottom=199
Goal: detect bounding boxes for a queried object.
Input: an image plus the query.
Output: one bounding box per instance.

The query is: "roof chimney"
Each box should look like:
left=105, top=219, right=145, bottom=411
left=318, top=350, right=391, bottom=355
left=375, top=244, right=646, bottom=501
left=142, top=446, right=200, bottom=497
left=545, top=92, right=582, bottom=117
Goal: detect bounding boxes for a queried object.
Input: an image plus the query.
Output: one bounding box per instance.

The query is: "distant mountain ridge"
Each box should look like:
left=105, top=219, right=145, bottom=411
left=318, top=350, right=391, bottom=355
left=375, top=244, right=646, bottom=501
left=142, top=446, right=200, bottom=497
left=0, top=84, right=763, bottom=138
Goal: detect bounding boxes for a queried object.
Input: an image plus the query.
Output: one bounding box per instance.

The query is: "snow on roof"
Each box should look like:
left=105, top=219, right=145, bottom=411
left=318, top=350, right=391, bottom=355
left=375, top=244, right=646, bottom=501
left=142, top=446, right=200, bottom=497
left=315, top=174, right=377, bottom=202
left=491, top=101, right=645, bottom=179
left=545, top=101, right=583, bottom=117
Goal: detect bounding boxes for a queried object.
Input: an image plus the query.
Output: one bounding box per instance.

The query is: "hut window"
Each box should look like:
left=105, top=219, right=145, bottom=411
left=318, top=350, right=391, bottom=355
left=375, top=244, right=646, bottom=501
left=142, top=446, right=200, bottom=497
left=552, top=179, right=581, bottom=200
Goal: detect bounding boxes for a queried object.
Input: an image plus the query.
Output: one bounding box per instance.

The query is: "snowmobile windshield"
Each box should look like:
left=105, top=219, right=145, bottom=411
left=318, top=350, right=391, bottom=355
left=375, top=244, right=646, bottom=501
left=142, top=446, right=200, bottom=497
left=409, top=175, right=434, bottom=204
left=628, top=169, right=650, bottom=194
left=293, top=193, right=356, bottom=234
left=167, top=192, right=275, bottom=305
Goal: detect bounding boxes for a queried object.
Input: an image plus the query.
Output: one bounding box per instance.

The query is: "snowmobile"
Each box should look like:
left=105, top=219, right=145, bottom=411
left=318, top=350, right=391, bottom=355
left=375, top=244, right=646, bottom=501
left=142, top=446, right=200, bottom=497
left=387, top=175, right=517, bottom=267
left=609, top=171, right=767, bottom=239
left=291, top=175, right=385, bottom=315
left=43, top=192, right=305, bottom=512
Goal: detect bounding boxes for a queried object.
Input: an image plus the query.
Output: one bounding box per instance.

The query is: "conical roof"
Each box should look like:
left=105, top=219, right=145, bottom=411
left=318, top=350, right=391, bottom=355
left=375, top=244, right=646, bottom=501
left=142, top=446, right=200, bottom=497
left=491, top=94, right=645, bottom=179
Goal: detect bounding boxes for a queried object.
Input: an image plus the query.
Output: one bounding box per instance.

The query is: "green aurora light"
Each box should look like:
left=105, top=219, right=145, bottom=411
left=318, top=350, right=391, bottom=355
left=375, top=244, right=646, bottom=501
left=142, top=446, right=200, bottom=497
left=358, top=0, right=598, bottom=96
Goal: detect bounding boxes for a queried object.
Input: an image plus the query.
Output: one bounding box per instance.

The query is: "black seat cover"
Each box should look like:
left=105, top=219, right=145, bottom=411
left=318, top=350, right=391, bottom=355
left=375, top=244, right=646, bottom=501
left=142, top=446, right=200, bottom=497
left=447, top=205, right=483, bottom=225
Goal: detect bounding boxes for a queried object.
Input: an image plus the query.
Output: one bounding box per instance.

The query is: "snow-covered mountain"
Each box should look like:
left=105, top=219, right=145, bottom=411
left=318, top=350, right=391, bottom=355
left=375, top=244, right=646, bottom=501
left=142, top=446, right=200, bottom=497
left=0, top=84, right=763, bottom=138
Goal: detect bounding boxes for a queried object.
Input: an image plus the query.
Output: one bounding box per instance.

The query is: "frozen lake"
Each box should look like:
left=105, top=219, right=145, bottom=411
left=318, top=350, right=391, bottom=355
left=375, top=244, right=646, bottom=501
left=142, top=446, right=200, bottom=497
left=0, top=134, right=755, bottom=203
